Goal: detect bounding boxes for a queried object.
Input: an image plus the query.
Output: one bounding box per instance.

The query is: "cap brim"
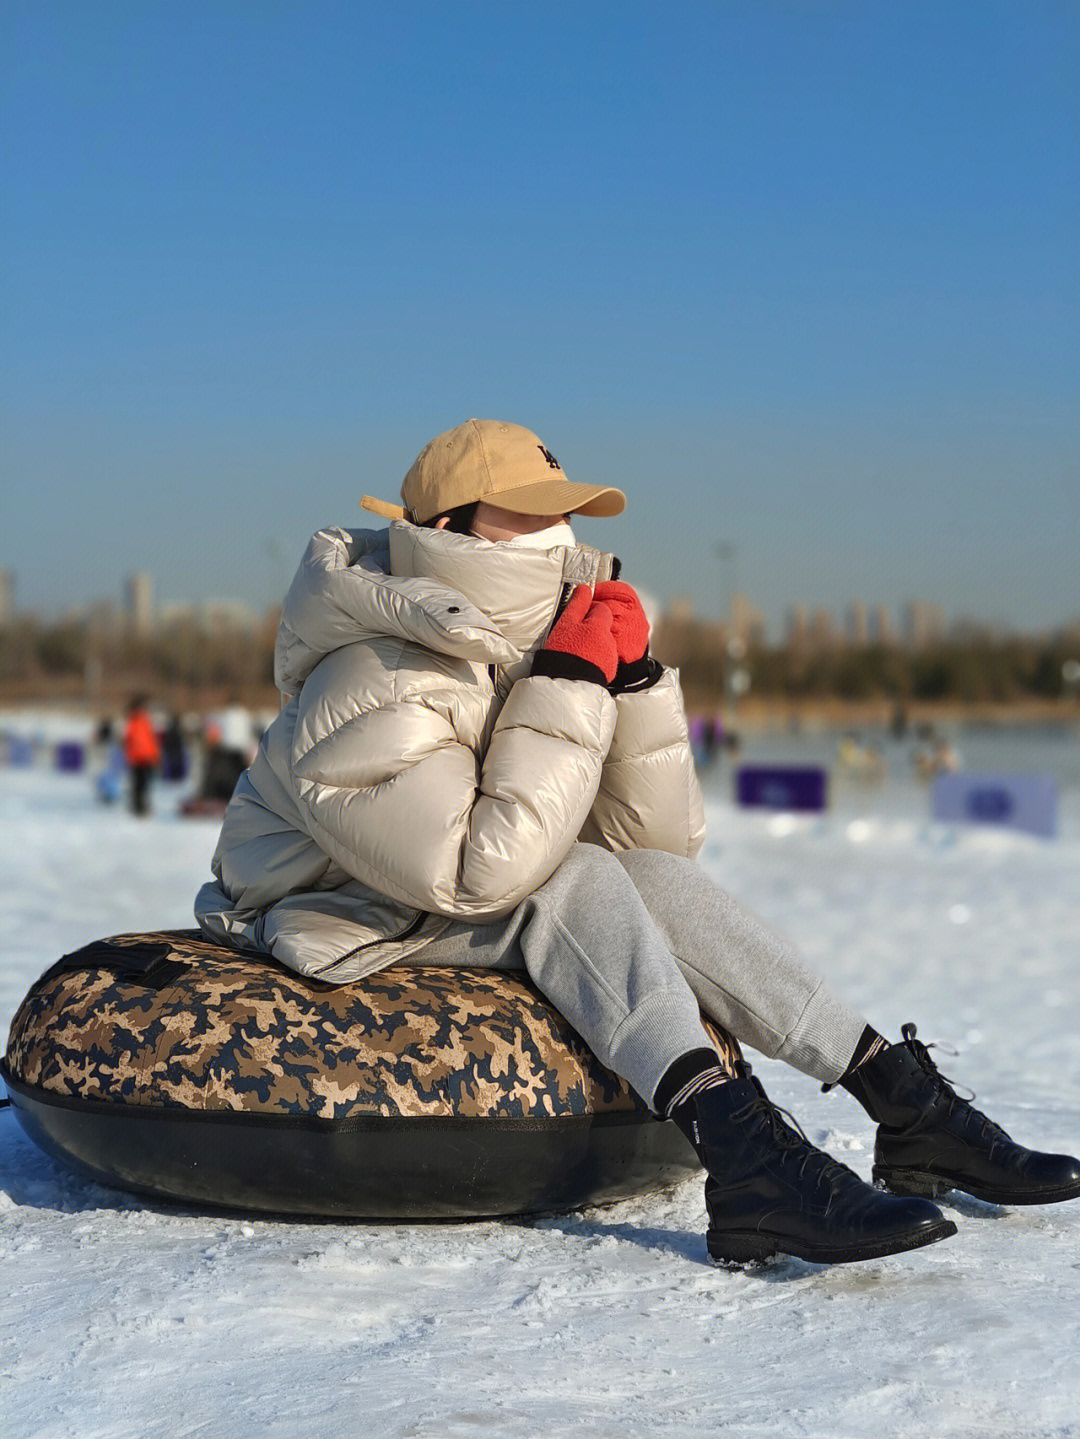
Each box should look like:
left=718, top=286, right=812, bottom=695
left=360, top=495, right=408, bottom=520
left=484, top=480, right=626, bottom=518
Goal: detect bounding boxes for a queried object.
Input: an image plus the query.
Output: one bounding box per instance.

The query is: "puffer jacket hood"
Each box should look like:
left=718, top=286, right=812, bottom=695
left=275, top=522, right=620, bottom=696
left=196, top=522, right=703, bottom=983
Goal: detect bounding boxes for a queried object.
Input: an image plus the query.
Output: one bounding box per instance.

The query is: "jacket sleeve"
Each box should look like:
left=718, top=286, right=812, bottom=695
left=289, top=665, right=618, bottom=920
left=577, top=666, right=705, bottom=858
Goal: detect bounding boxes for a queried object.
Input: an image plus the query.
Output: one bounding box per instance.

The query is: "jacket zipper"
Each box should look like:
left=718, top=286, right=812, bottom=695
left=313, top=908, right=429, bottom=978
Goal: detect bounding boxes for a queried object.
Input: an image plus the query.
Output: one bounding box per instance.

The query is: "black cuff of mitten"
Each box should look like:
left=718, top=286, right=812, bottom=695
left=531, top=649, right=611, bottom=687
left=610, top=655, right=664, bottom=695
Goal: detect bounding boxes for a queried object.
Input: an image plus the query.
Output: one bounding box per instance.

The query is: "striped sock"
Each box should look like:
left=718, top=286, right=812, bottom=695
left=653, top=1047, right=735, bottom=1119
left=663, top=1066, right=731, bottom=1117
left=823, top=1025, right=889, bottom=1092
left=844, top=1025, right=888, bottom=1077
left=708, top=1025, right=745, bottom=1079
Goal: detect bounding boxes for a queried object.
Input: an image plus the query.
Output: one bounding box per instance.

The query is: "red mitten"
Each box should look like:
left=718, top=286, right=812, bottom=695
left=592, top=580, right=663, bottom=693
left=592, top=580, right=650, bottom=665
left=531, top=584, right=619, bottom=687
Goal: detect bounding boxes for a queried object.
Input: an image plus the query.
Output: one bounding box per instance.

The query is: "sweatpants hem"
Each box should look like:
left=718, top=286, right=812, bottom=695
left=777, top=981, right=865, bottom=1084
left=607, top=993, right=718, bottom=1112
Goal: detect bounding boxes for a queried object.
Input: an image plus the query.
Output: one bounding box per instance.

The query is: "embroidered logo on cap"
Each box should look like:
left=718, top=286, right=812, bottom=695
left=537, top=445, right=562, bottom=471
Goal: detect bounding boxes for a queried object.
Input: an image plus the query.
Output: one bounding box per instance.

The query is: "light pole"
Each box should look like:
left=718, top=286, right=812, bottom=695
left=716, top=542, right=738, bottom=726
left=265, top=539, right=288, bottom=607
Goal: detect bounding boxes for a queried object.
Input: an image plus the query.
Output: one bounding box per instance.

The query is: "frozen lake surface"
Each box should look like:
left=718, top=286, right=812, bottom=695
left=2, top=740, right=1079, bottom=1438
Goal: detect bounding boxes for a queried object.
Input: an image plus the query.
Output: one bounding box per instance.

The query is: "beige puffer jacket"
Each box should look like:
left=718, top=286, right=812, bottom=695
left=195, top=522, right=704, bottom=983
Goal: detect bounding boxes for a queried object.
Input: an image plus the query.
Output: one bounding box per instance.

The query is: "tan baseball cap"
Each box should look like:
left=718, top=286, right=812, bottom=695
left=361, top=419, right=625, bottom=524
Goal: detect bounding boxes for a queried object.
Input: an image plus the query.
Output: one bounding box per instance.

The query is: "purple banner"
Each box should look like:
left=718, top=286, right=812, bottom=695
left=736, top=765, right=828, bottom=813
left=4, top=736, right=35, bottom=768
left=931, top=772, right=1058, bottom=839
left=54, top=741, right=86, bottom=774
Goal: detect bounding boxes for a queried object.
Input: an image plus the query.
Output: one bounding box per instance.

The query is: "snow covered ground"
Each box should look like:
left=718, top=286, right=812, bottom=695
left=3, top=727, right=1079, bottom=1439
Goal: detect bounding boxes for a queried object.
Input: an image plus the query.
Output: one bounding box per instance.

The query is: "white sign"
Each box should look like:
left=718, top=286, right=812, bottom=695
left=932, top=772, right=1058, bottom=839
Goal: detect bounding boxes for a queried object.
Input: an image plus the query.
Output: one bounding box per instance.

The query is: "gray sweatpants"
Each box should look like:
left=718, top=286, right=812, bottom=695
left=411, top=843, right=866, bottom=1109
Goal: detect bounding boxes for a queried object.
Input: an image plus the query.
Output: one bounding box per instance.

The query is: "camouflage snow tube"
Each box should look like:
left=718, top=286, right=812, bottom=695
left=1, top=929, right=700, bottom=1218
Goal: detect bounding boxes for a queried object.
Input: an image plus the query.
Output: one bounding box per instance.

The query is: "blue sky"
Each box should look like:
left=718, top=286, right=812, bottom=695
left=3, top=1, right=1078, bottom=635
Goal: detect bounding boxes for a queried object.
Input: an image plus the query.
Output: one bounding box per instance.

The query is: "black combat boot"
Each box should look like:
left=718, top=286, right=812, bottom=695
left=843, top=1024, right=1080, bottom=1206
left=674, top=1066, right=956, bottom=1266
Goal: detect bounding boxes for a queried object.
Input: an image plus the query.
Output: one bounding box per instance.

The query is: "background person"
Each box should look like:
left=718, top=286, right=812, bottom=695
left=123, top=695, right=160, bottom=818
left=213, top=696, right=254, bottom=768
left=159, top=713, right=189, bottom=783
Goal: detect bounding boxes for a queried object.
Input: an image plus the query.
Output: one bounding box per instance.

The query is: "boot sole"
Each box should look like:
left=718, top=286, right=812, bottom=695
left=706, top=1217, right=957, bottom=1268
left=875, top=1166, right=1080, bottom=1207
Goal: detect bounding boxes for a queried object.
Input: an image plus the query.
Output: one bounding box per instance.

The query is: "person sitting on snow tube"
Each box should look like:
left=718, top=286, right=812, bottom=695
left=195, top=419, right=1080, bottom=1266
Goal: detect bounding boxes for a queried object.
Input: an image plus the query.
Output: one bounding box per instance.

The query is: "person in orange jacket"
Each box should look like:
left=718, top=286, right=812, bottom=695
left=123, top=695, right=161, bottom=817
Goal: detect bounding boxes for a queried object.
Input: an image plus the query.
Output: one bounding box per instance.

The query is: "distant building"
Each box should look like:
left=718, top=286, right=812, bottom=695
left=154, top=597, right=258, bottom=632
left=730, top=593, right=767, bottom=648
left=949, top=616, right=997, bottom=644
left=845, top=602, right=869, bottom=647
left=808, top=607, right=838, bottom=651
left=664, top=597, right=695, bottom=625
left=872, top=606, right=897, bottom=645
left=904, top=600, right=946, bottom=650
left=654, top=597, right=697, bottom=669
left=200, top=598, right=259, bottom=632
left=126, top=572, right=154, bottom=636
left=0, top=569, right=14, bottom=626
left=86, top=598, right=122, bottom=636
left=156, top=602, right=198, bottom=626
left=785, top=604, right=809, bottom=650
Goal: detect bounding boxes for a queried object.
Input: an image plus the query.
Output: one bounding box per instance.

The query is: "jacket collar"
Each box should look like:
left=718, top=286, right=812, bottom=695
left=388, top=522, right=618, bottom=654
left=274, top=524, right=620, bottom=697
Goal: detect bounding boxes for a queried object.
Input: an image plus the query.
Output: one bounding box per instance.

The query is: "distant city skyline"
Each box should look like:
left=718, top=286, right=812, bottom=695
left=5, top=563, right=1073, bottom=652
left=3, top=4, right=1078, bottom=634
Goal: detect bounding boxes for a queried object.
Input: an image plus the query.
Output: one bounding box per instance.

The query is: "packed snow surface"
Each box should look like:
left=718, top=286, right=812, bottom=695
left=2, top=726, right=1079, bottom=1438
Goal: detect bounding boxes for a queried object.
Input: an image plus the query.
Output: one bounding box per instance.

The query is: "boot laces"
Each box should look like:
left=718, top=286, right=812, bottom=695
left=732, top=1078, right=855, bottom=1192
left=901, top=1023, right=1007, bottom=1146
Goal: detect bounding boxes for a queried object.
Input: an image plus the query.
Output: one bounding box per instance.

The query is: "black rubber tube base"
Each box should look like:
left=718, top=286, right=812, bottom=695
left=3, top=1070, right=701, bottom=1219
